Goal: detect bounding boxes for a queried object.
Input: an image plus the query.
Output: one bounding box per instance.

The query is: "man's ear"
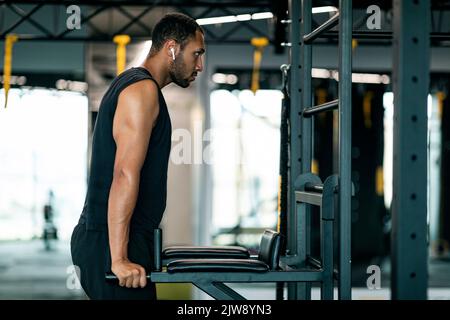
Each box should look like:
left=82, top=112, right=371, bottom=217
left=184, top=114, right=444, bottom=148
left=164, top=40, right=179, bottom=59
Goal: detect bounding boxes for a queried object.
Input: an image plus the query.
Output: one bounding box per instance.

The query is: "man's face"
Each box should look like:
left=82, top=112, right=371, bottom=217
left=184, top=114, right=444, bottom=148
left=169, top=30, right=205, bottom=88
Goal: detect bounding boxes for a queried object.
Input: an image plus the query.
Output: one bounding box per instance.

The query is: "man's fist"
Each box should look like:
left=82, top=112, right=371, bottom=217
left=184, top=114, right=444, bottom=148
left=111, top=259, right=147, bottom=288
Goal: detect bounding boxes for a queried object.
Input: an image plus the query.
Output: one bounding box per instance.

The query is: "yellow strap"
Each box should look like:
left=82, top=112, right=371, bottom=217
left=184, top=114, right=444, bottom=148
left=352, top=39, right=358, bottom=51
left=436, top=91, right=446, bottom=120
left=316, top=88, right=328, bottom=122
left=363, top=91, right=374, bottom=129
left=250, top=37, right=269, bottom=94
left=375, top=166, right=384, bottom=196
left=3, top=34, right=19, bottom=108
left=311, top=159, right=319, bottom=175
left=113, top=35, right=131, bottom=75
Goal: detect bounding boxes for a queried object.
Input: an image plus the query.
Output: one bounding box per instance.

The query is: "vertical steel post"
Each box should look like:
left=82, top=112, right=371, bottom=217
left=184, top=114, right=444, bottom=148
left=287, top=0, right=302, bottom=300
left=301, top=0, right=313, bottom=173
left=391, top=0, right=429, bottom=300
left=338, top=0, right=352, bottom=300
left=298, top=0, right=313, bottom=300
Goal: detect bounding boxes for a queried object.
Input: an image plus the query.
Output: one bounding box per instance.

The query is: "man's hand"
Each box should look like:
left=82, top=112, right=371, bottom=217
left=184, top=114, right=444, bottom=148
left=111, top=259, right=147, bottom=288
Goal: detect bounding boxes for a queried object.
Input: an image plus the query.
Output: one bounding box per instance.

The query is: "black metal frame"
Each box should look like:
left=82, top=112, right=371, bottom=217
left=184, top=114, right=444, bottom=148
left=105, top=172, right=339, bottom=301
left=106, top=269, right=326, bottom=300
left=285, top=0, right=352, bottom=300
left=2, top=1, right=449, bottom=47
left=0, top=0, right=274, bottom=44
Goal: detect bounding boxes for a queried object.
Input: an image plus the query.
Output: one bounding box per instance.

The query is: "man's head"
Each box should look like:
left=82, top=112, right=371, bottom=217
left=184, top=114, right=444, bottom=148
left=150, top=13, right=205, bottom=88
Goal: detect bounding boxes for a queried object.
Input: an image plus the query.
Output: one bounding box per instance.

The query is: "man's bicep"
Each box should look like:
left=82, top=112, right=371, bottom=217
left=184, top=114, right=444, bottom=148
left=112, top=80, right=159, bottom=175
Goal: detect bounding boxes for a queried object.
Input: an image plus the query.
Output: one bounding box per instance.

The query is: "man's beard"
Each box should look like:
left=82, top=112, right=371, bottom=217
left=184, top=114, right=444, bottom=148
left=169, top=58, right=190, bottom=88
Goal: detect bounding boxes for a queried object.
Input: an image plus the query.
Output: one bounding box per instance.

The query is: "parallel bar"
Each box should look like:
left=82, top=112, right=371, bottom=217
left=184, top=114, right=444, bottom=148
left=391, top=0, right=429, bottom=300
left=338, top=0, right=352, bottom=300
left=106, top=269, right=325, bottom=283
left=303, top=99, right=339, bottom=118
left=303, top=12, right=339, bottom=44
left=150, top=270, right=324, bottom=283
left=296, top=191, right=322, bottom=206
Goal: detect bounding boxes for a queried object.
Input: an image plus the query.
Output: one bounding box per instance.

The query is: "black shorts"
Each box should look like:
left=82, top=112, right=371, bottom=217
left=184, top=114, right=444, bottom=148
left=70, top=222, right=156, bottom=300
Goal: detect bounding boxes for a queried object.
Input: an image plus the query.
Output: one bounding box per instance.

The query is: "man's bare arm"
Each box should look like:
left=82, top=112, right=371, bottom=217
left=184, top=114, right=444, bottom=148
left=108, top=79, right=159, bottom=288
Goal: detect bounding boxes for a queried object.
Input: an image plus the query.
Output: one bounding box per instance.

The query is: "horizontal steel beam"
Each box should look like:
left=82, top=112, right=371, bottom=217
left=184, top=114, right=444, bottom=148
left=0, top=35, right=274, bottom=44
left=0, top=0, right=272, bottom=8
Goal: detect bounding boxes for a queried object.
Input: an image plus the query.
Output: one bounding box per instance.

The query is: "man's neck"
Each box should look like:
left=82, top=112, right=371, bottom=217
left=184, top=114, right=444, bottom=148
left=140, top=56, right=172, bottom=89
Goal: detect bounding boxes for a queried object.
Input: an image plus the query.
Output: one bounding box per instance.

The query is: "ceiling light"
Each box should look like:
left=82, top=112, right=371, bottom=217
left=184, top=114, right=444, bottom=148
left=312, top=6, right=338, bottom=14
left=197, top=12, right=273, bottom=26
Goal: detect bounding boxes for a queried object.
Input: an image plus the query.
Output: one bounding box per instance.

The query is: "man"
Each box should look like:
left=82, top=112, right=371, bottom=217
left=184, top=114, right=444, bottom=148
left=70, top=13, right=205, bottom=300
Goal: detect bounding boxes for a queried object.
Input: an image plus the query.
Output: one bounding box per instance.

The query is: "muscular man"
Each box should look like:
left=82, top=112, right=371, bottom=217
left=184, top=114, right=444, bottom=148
left=70, top=13, right=205, bottom=300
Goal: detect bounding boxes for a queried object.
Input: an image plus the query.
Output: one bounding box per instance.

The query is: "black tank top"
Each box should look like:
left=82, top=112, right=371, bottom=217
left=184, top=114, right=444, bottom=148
left=80, top=67, right=172, bottom=233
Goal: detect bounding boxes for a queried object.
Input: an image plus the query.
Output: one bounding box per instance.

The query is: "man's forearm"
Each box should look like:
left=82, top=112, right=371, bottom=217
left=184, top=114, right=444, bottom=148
left=107, top=171, right=139, bottom=263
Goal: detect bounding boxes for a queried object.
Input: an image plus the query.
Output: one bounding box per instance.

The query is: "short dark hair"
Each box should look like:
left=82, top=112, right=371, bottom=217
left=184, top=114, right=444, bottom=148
left=149, top=13, right=203, bottom=56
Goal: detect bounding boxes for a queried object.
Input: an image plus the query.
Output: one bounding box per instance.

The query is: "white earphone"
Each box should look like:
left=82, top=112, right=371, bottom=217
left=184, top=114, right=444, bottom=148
left=170, top=47, right=175, bottom=61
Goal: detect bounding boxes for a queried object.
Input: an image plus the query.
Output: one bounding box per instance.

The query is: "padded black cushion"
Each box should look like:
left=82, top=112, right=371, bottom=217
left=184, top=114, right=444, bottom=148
left=258, top=230, right=281, bottom=270
left=167, top=259, right=269, bottom=273
left=163, top=246, right=250, bottom=259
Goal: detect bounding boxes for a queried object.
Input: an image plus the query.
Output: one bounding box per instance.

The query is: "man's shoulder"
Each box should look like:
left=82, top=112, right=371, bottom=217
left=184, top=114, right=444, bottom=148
left=121, top=77, right=158, bottom=96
